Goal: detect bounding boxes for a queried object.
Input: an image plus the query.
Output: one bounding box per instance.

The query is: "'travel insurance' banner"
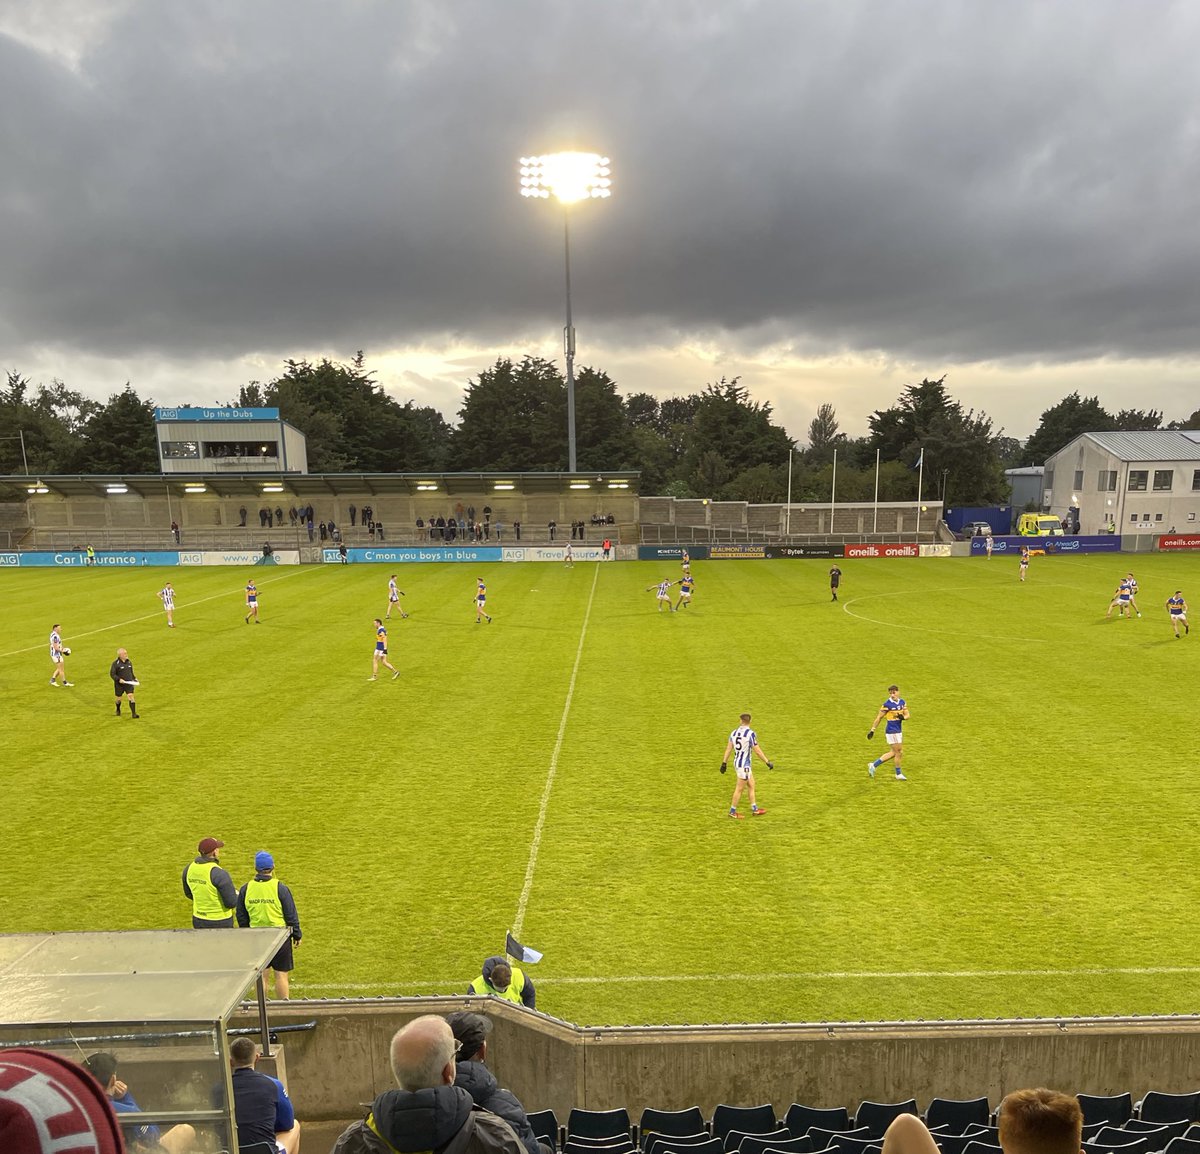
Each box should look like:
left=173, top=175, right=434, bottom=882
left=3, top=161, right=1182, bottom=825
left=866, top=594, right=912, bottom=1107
left=501, top=546, right=612, bottom=562
left=1159, top=534, right=1200, bottom=551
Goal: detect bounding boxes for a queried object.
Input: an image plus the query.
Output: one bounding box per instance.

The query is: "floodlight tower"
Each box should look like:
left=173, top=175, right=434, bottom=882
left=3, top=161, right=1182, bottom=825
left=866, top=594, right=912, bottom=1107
left=519, top=152, right=612, bottom=474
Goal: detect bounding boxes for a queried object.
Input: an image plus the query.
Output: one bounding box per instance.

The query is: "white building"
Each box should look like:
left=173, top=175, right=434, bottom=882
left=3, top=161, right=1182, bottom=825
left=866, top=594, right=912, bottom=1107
left=1041, top=430, right=1200, bottom=534
left=154, top=406, right=308, bottom=474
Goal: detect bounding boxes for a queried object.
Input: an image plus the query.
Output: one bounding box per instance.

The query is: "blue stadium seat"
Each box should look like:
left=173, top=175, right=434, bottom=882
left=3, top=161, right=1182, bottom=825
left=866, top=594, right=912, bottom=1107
left=926, top=1099, right=991, bottom=1135
left=1079, top=1095, right=1135, bottom=1129
left=741, top=1136, right=814, bottom=1154
left=567, top=1110, right=633, bottom=1143
left=1090, top=1130, right=1153, bottom=1154
left=644, top=1134, right=712, bottom=1154
left=640, top=1109, right=708, bottom=1141
left=854, top=1102, right=919, bottom=1141
left=1138, top=1095, right=1200, bottom=1126
left=1164, top=1139, right=1200, bottom=1154
left=660, top=1140, right=723, bottom=1154
left=726, top=1130, right=790, bottom=1154
left=786, top=1108, right=852, bottom=1139
left=712, top=1108, right=779, bottom=1145
left=808, top=1128, right=869, bottom=1151
left=529, top=1110, right=561, bottom=1152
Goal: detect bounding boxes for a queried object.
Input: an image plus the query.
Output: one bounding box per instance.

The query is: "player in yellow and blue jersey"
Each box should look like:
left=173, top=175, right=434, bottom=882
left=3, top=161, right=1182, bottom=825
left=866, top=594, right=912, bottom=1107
left=721, top=712, right=773, bottom=819
left=867, top=685, right=909, bottom=781
left=673, top=572, right=695, bottom=611
left=475, top=577, right=492, bottom=624
left=1019, top=546, right=1030, bottom=582
left=370, top=619, right=400, bottom=680
left=244, top=579, right=259, bottom=624
left=1106, top=576, right=1133, bottom=619
left=1166, top=590, right=1189, bottom=638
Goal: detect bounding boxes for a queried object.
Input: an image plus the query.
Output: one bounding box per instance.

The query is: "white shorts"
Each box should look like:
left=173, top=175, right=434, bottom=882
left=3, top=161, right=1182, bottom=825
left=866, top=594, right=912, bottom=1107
left=678, top=591, right=691, bottom=600
left=885, top=731, right=903, bottom=745
left=656, top=593, right=670, bottom=602
left=736, top=763, right=754, bottom=781
left=389, top=594, right=399, bottom=603
left=1172, top=612, right=1188, bottom=623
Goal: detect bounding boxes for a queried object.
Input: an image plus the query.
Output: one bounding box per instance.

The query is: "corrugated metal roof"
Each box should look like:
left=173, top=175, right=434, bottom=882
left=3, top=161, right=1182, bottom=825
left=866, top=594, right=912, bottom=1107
left=1081, top=430, right=1200, bottom=461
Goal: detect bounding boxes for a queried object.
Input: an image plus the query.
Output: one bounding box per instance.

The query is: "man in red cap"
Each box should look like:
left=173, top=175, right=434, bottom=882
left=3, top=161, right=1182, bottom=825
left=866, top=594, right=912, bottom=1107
left=182, top=838, right=238, bottom=928
left=0, top=1048, right=127, bottom=1153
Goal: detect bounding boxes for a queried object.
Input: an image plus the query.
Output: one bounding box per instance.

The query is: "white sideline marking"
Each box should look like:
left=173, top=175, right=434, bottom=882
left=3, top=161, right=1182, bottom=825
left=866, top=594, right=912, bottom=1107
left=296, top=964, right=1200, bottom=993
left=0, top=567, right=317, bottom=658
left=841, top=590, right=1049, bottom=645
left=511, top=563, right=600, bottom=940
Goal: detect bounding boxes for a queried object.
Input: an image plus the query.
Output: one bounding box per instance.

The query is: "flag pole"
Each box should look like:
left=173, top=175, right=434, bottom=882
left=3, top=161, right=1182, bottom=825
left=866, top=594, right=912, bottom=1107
left=872, top=447, right=880, bottom=535
left=916, top=449, right=925, bottom=537
left=830, top=447, right=837, bottom=535
left=786, top=448, right=792, bottom=537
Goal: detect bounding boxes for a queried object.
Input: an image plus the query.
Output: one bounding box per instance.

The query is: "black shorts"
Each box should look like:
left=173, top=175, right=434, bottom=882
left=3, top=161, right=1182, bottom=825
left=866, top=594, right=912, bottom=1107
left=114, top=683, right=133, bottom=697
left=269, top=939, right=295, bottom=972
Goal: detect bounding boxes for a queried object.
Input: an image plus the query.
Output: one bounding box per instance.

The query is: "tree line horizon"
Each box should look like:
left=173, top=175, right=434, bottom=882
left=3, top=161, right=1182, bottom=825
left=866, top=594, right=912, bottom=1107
left=3, top=355, right=1198, bottom=506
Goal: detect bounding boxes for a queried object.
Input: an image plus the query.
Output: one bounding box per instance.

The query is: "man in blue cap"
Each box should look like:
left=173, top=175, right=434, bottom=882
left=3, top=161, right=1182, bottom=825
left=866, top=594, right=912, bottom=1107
left=236, top=850, right=302, bottom=999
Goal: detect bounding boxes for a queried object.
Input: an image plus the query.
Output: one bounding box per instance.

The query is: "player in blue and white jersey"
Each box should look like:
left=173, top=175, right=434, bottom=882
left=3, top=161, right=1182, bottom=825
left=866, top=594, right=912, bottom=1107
left=1106, top=576, right=1133, bottom=619
left=475, top=577, right=492, bottom=624
left=158, top=581, right=176, bottom=627
left=370, top=619, right=401, bottom=680
left=244, top=580, right=259, bottom=624
left=646, top=578, right=673, bottom=612
left=386, top=575, right=408, bottom=620
left=49, top=624, right=73, bottom=687
left=721, top=712, right=773, bottom=819
left=673, top=573, right=695, bottom=611
left=564, top=543, right=574, bottom=568
left=1125, top=572, right=1142, bottom=617
left=1166, top=590, right=1189, bottom=639
left=867, top=685, right=909, bottom=781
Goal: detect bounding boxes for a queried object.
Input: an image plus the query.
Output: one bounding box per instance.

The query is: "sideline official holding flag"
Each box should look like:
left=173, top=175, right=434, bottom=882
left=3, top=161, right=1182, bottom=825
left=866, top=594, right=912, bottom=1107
left=467, top=933, right=540, bottom=1009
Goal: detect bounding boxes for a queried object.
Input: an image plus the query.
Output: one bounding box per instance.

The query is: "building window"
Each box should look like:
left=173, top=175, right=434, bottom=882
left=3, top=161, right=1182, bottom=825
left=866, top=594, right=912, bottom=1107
left=1142, top=513, right=1151, bottom=522
left=1127, top=470, right=1148, bottom=491
left=161, top=441, right=200, bottom=459
left=1097, top=470, right=1117, bottom=491
left=1129, top=514, right=1139, bottom=523
left=1044, top=469, right=1054, bottom=489
left=1073, top=470, right=1084, bottom=490
left=1155, top=513, right=1164, bottom=521
left=1192, top=469, right=1200, bottom=490
left=1153, top=469, right=1173, bottom=491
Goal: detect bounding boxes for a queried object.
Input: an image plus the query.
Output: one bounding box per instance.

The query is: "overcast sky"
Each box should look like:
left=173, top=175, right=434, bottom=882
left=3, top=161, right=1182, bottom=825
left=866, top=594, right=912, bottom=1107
left=2, top=0, right=1199, bottom=442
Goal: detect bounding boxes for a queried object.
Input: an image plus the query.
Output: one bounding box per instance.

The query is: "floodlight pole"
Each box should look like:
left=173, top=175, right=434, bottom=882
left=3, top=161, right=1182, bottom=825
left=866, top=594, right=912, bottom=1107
left=563, top=212, right=577, bottom=474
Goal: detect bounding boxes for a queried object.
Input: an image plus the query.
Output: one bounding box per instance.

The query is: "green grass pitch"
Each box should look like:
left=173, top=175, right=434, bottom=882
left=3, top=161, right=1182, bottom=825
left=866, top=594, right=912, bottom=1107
left=1, top=552, right=1197, bottom=1026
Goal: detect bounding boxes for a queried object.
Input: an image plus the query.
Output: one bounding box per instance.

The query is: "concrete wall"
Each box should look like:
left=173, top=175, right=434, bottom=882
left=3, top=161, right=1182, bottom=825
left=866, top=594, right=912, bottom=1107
left=237, top=999, right=1200, bottom=1128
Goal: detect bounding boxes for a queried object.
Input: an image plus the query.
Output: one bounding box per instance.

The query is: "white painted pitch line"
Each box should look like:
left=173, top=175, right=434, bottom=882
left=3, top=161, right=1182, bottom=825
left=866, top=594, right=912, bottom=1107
left=0, top=566, right=318, bottom=659
left=840, top=590, right=1049, bottom=645
left=295, top=964, right=1200, bottom=993
left=511, top=563, right=600, bottom=941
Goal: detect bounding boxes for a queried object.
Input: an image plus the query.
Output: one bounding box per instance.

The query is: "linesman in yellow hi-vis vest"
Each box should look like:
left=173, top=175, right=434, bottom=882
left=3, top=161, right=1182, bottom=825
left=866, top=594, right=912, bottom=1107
left=237, top=850, right=302, bottom=999
left=468, top=957, right=536, bottom=1009
left=182, top=837, right=238, bottom=927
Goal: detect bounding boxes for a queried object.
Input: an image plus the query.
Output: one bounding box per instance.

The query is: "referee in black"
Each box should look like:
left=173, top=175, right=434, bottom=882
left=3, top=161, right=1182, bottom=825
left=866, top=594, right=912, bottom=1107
left=110, top=647, right=139, bottom=718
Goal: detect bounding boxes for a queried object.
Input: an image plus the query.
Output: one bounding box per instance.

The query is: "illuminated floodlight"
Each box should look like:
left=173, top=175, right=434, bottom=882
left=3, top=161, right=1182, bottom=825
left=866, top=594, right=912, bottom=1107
left=27, top=484, right=49, bottom=494
left=569, top=482, right=591, bottom=490
left=607, top=481, right=629, bottom=489
left=262, top=484, right=284, bottom=493
left=184, top=484, right=207, bottom=494
left=493, top=482, right=516, bottom=491
left=519, top=153, right=613, bottom=204
left=106, top=484, right=128, bottom=494
left=416, top=483, right=438, bottom=491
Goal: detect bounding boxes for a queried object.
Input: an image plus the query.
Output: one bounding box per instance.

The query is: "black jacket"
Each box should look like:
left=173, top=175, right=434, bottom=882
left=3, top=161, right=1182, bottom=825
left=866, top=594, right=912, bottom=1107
left=334, top=1085, right=522, bottom=1154
left=454, top=1061, right=541, bottom=1154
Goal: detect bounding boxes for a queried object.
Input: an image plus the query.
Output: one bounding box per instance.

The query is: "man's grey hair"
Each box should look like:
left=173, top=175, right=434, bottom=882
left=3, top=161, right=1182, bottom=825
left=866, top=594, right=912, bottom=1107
left=390, top=1015, right=455, bottom=1091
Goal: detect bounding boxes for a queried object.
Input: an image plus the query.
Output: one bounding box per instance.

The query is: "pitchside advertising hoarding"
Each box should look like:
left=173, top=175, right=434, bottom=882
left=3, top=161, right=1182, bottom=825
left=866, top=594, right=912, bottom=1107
left=324, top=546, right=613, bottom=564
left=637, top=545, right=711, bottom=561
left=969, top=536, right=1122, bottom=555
left=1159, top=534, right=1200, bottom=550
left=0, top=550, right=299, bottom=567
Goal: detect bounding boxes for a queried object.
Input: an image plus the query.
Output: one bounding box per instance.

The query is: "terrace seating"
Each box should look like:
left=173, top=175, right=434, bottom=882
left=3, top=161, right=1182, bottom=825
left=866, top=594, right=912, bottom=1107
left=741, top=1135, right=815, bottom=1154
left=640, top=1108, right=708, bottom=1141
left=1164, top=1139, right=1200, bottom=1154
left=644, top=1134, right=712, bottom=1154
left=855, top=1102, right=919, bottom=1140
left=529, top=1110, right=561, bottom=1151
left=725, top=1130, right=790, bottom=1153
left=809, top=1128, right=871, bottom=1151
left=785, top=1107, right=852, bottom=1137
left=925, top=1100, right=991, bottom=1134
left=1088, top=1129, right=1156, bottom=1154
left=711, top=1107, right=779, bottom=1145
left=1121, top=1120, right=1180, bottom=1139
left=660, top=1141, right=723, bottom=1154
left=826, top=1136, right=882, bottom=1154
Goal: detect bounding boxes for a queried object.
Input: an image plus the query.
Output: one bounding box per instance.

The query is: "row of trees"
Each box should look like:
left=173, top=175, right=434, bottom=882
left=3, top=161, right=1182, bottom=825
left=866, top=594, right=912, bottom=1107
left=3, top=358, right=1198, bottom=503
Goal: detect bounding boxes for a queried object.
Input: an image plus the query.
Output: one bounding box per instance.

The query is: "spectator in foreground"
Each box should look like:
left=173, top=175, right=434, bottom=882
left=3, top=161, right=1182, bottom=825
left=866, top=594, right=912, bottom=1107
left=447, top=1012, right=547, bottom=1154
left=85, top=1052, right=196, bottom=1153
left=881, top=1088, right=1082, bottom=1154
left=229, top=1037, right=300, bottom=1154
left=468, top=958, right=536, bottom=1009
left=332, top=1015, right=522, bottom=1154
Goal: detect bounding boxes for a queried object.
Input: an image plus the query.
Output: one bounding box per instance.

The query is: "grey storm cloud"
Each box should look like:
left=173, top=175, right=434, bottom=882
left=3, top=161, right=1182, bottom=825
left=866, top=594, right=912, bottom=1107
left=2, top=0, right=1200, bottom=368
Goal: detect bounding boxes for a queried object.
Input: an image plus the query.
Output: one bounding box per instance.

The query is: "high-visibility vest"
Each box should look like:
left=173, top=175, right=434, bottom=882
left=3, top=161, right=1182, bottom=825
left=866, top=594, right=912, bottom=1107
left=244, top=878, right=285, bottom=928
left=187, top=860, right=230, bottom=922
left=469, top=967, right=526, bottom=1004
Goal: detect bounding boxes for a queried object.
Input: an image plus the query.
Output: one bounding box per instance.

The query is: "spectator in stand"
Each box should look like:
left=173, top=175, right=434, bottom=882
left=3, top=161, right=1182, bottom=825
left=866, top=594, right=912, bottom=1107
left=376, top=521, right=385, bottom=540
left=467, top=957, right=535, bottom=1008
left=548, top=520, right=556, bottom=540
left=239, top=505, right=248, bottom=526
left=417, top=517, right=425, bottom=535
left=289, top=506, right=298, bottom=526
left=319, top=522, right=328, bottom=542
left=236, top=850, right=302, bottom=999
left=182, top=837, right=236, bottom=927
left=85, top=1051, right=196, bottom=1154
left=369, top=520, right=377, bottom=540
left=361, top=503, right=372, bottom=527
left=514, top=520, right=521, bottom=541
left=331, top=1016, right=522, bottom=1154
left=447, top=520, right=457, bottom=542
left=882, top=1087, right=1081, bottom=1154
left=275, top=507, right=284, bottom=526
left=171, top=519, right=180, bottom=544
left=495, top=519, right=504, bottom=541
left=229, top=1037, right=300, bottom=1154
left=458, top=515, right=467, bottom=538
left=349, top=503, right=357, bottom=526
left=447, top=1012, right=546, bottom=1154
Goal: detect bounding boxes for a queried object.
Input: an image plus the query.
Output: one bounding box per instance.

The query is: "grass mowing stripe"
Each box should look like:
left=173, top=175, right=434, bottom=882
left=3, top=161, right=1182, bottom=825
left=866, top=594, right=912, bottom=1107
left=511, top=562, right=601, bottom=941
left=0, top=566, right=319, bottom=658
